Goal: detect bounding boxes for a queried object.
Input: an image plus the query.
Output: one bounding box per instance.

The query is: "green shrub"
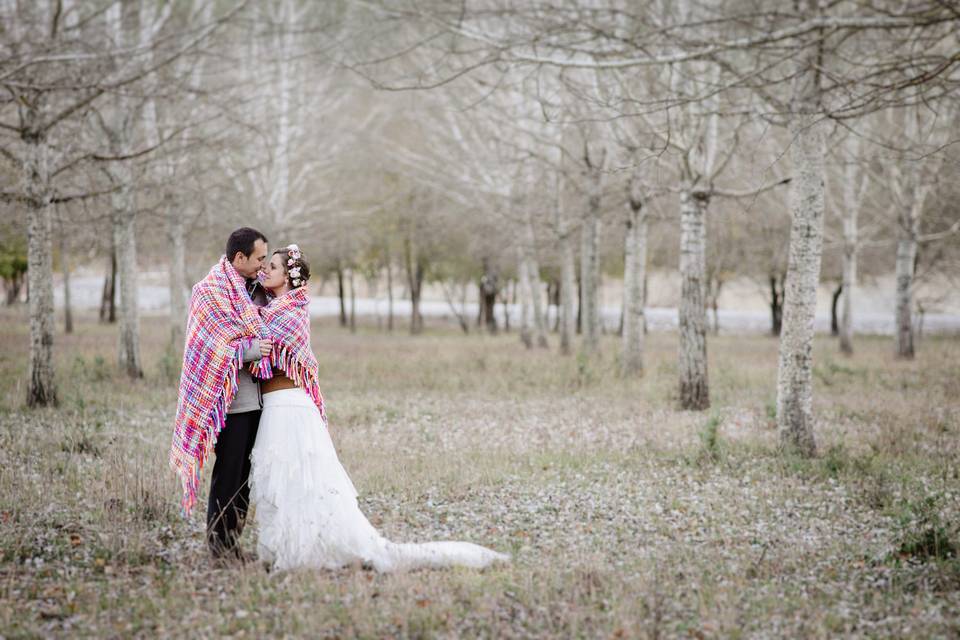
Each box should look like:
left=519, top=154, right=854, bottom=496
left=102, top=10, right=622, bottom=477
left=698, top=414, right=722, bottom=463
left=891, top=495, right=957, bottom=563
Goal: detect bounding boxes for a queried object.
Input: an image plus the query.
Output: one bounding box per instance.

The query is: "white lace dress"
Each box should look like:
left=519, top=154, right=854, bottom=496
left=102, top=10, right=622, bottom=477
left=249, top=387, right=509, bottom=572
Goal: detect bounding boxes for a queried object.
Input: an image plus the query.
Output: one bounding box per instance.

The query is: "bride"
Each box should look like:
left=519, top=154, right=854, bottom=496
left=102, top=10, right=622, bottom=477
left=249, top=244, right=509, bottom=572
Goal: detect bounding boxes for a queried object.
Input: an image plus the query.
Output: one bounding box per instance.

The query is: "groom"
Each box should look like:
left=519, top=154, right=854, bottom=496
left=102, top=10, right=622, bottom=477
left=206, top=227, right=272, bottom=560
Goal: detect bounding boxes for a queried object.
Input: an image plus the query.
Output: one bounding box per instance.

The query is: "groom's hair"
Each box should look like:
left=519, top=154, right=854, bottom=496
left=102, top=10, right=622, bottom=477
left=226, top=227, right=268, bottom=261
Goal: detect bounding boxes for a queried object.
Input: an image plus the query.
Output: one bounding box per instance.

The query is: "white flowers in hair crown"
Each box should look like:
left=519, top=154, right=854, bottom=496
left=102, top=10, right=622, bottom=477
left=286, top=244, right=303, bottom=285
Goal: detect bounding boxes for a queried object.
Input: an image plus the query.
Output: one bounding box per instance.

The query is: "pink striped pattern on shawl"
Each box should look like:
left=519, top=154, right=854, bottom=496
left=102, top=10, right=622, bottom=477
left=258, top=286, right=326, bottom=422
left=169, top=256, right=273, bottom=516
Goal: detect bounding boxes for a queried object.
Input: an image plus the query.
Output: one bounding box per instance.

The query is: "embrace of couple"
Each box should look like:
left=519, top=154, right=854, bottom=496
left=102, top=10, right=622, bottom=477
left=169, top=228, right=509, bottom=572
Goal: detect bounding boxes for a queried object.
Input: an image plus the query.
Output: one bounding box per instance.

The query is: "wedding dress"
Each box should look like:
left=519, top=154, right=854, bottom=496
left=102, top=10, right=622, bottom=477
left=249, top=387, right=509, bottom=572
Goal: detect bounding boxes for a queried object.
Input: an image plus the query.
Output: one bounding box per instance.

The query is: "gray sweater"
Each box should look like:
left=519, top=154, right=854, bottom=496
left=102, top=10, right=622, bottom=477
left=227, top=279, right=269, bottom=415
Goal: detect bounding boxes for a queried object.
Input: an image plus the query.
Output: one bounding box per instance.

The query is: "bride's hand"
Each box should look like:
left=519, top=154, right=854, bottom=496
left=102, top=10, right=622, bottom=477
left=259, top=338, right=273, bottom=357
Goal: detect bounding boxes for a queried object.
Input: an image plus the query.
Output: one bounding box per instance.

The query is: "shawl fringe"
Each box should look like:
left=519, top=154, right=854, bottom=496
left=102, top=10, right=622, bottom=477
left=263, top=344, right=327, bottom=423
left=257, top=286, right=326, bottom=423
left=170, top=336, right=254, bottom=516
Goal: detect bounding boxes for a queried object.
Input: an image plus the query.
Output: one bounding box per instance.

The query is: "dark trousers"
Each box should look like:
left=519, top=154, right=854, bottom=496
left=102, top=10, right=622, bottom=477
left=207, top=410, right=260, bottom=557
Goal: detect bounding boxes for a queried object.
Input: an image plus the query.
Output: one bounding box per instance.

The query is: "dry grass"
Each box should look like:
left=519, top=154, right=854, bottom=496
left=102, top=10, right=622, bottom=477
left=0, top=309, right=958, bottom=638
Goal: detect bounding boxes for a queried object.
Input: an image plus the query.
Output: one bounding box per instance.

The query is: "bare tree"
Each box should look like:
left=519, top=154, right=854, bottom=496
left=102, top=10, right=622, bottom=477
left=1, top=0, right=240, bottom=403
left=579, top=133, right=606, bottom=357
left=350, top=0, right=957, bottom=451
left=621, top=174, right=648, bottom=376
left=828, top=132, right=872, bottom=356
left=884, top=104, right=954, bottom=359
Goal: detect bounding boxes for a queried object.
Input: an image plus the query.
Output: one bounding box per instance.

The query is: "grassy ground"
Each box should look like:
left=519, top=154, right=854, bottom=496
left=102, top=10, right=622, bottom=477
left=0, top=309, right=958, bottom=638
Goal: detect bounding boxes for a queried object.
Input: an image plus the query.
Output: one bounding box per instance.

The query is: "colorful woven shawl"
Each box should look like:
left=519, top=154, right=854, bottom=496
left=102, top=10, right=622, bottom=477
left=169, top=256, right=273, bottom=516
left=258, top=286, right=327, bottom=422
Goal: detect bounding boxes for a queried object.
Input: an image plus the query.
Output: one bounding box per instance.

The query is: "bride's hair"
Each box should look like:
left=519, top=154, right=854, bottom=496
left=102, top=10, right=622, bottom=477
left=273, top=245, right=310, bottom=289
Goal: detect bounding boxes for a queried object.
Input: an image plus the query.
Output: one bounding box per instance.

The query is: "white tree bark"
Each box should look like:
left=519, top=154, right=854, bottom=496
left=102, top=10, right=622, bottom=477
left=102, top=0, right=143, bottom=379
left=579, top=145, right=604, bottom=356
left=522, top=212, right=549, bottom=348
left=58, top=222, right=73, bottom=334
left=838, top=138, right=866, bottom=356
left=668, top=12, right=718, bottom=409
left=25, top=135, right=58, bottom=406
left=19, top=1, right=58, bottom=406
left=386, top=255, right=395, bottom=332
left=678, top=187, right=710, bottom=408
left=111, top=166, right=143, bottom=379
left=889, top=108, right=938, bottom=360
left=579, top=209, right=601, bottom=355
left=620, top=183, right=647, bottom=376
left=558, top=229, right=576, bottom=356
left=349, top=267, right=357, bottom=333
left=554, top=143, right=576, bottom=355
left=517, top=248, right=534, bottom=349
left=140, top=0, right=191, bottom=351
left=894, top=201, right=921, bottom=358
left=839, top=219, right=857, bottom=355
left=776, top=105, right=826, bottom=456
left=167, top=203, right=187, bottom=348
left=403, top=236, right=424, bottom=335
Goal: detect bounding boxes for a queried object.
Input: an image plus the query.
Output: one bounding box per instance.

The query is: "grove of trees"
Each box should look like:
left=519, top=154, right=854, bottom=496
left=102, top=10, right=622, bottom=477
left=2, top=0, right=958, bottom=459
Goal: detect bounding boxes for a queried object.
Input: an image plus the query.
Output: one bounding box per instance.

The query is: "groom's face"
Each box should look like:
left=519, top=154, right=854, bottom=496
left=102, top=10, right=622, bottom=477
left=233, top=239, right=269, bottom=279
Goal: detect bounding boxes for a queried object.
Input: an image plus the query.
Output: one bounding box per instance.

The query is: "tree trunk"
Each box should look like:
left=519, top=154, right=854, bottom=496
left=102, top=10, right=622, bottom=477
left=579, top=206, right=601, bottom=356
left=25, top=137, right=58, bottom=407
left=113, top=181, right=143, bottom=379
left=522, top=216, right=549, bottom=348
left=559, top=231, right=576, bottom=355
left=830, top=284, right=842, bottom=336
left=549, top=281, right=560, bottom=332
left=58, top=227, right=73, bottom=335
left=621, top=193, right=647, bottom=376
left=410, top=265, right=423, bottom=335
left=894, top=212, right=919, bottom=359
left=770, top=274, right=784, bottom=336
left=100, top=248, right=117, bottom=324
left=476, top=281, right=483, bottom=329
left=167, top=205, right=187, bottom=350
left=404, top=236, right=423, bottom=335
left=479, top=256, right=498, bottom=335
left=5, top=272, right=24, bottom=305
left=776, top=109, right=825, bottom=457
left=678, top=188, right=710, bottom=410
left=442, top=282, right=470, bottom=334
left=386, top=256, right=394, bottom=332
left=576, top=269, right=583, bottom=336
left=348, top=268, right=356, bottom=334
left=336, top=265, right=347, bottom=328
left=517, top=250, right=534, bottom=349
left=368, top=272, right=381, bottom=331
left=839, top=210, right=857, bottom=356
left=837, top=134, right=866, bottom=356
left=502, top=281, right=512, bottom=333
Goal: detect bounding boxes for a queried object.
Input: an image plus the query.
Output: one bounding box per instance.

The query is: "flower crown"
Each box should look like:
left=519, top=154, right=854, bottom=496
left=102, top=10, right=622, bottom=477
left=285, top=244, right=305, bottom=287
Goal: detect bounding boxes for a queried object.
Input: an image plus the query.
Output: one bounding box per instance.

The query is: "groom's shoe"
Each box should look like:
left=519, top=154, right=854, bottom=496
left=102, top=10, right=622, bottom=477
left=211, top=548, right=249, bottom=569
left=209, top=538, right=246, bottom=566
